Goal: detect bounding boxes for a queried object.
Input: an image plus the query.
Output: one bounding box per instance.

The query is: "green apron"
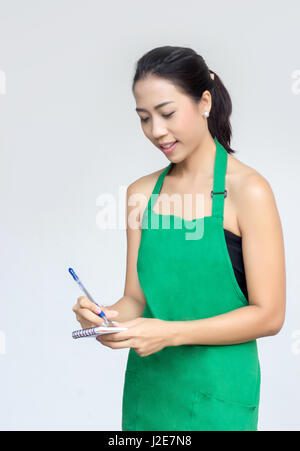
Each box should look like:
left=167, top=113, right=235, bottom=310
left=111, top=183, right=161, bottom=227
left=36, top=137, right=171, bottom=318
left=122, top=137, right=260, bottom=431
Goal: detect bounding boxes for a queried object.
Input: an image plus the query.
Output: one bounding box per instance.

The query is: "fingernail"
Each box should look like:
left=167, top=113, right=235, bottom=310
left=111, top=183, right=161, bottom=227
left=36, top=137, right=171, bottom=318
left=95, top=307, right=101, bottom=314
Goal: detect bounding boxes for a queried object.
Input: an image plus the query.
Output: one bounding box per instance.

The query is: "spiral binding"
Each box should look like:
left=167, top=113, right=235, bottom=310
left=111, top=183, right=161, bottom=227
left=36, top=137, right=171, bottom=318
left=72, top=326, right=98, bottom=339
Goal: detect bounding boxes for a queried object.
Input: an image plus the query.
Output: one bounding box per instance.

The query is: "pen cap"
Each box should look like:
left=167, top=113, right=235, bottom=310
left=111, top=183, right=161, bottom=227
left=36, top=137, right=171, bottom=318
left=68, top=268, right=78, bottom=281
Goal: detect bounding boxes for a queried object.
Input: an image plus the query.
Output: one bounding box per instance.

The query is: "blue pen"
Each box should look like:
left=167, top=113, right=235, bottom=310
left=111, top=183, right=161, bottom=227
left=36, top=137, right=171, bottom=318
left=68, top=267, right=112, bottom=326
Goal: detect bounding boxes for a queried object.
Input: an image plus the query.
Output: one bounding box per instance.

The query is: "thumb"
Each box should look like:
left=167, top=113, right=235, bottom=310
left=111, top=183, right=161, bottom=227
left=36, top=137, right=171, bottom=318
left=100, top=307, right=119, bottom=319
left=113, top=318, right=140, bottom=328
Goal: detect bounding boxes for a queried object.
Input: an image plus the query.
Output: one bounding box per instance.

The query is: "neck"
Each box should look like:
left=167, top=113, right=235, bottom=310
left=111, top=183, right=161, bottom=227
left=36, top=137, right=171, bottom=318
left=171, top=134, right=216, bottom=182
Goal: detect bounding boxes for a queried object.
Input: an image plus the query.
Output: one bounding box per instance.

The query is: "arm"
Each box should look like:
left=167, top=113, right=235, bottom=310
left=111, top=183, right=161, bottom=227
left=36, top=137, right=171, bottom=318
left=108, top=182, right=148, bottom=322
left=109, top=295, right=145, bottom=322
left=168, top=173, right=286, bottom=347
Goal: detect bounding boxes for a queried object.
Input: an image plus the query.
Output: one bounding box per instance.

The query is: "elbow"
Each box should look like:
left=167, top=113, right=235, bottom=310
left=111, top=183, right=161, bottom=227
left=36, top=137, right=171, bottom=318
left=268, top=315, right=285, bottom=336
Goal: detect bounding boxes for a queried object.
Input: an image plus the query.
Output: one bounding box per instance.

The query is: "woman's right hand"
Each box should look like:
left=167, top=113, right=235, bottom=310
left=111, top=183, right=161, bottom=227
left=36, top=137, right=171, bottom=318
left=72, top=296, right=119, bottom=330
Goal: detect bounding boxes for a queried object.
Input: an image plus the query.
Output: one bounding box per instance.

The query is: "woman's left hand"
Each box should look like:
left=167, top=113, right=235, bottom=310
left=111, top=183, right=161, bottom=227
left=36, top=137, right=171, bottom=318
left=96, top=317, right=173, bottom=357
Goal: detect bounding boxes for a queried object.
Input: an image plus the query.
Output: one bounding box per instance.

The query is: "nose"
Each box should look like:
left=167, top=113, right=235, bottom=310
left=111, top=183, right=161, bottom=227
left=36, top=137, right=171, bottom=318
left=150, top=120, right=169, bottom=141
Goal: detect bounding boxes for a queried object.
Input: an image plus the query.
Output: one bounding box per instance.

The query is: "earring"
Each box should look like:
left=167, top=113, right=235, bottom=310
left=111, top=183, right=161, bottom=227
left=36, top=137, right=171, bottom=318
left=202, top=111, right=210, bottom=118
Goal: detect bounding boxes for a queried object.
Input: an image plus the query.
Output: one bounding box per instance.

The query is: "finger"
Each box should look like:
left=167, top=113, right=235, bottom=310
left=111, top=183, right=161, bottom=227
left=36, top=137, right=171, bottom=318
left=97, top=332, right=126, bottom=344
left=99, top=331, right=132, bottom=342
left=96, top=337, right=134, bottom=349
left=77, top=296, right=99, bottom=312
left=77, top=297, right=108, bottom=315
left=101, top=309, right=119, bottom=321
left=112, top=318, right=139, bottom=329
left=77, top=308, right=106, bottom=326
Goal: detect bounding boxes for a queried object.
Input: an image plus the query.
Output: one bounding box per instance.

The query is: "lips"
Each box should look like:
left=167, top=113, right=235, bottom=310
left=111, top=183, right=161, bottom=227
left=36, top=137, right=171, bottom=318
left=160, top=141, right=178, bottom=153
left=159, top=140, right=177, bottom=150
left=159, top=141, right=176, bottom=147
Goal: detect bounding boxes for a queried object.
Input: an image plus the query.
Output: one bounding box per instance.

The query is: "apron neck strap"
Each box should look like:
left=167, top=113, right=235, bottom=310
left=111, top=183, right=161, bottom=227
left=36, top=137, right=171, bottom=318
left=146, top=163, right=173, bottom=219
left=152, top=164, right=173, bottom=196
left=211, top=137, right=228, bottom=219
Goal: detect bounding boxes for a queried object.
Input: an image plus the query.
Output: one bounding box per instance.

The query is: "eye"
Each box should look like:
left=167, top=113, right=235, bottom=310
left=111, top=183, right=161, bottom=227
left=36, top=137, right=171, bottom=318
left=140, top=112, right=175, bottom=123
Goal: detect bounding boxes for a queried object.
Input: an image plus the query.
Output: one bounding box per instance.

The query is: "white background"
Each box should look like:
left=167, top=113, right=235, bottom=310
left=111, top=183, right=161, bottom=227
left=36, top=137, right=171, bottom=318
left=0, top=0, right=299, bottom=431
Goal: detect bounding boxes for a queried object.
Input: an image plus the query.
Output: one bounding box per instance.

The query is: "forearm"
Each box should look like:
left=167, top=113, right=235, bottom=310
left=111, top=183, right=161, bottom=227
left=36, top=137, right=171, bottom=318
left=168, top=305, right=279, bottom=346
left=108, top=295, right=145, bottom=322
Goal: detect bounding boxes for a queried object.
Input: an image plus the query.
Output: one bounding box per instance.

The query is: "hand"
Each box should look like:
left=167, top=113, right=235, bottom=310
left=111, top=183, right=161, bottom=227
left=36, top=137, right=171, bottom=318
left=72, top=296, right=119, bottom=330
left=96, top=317, right=172, bottom=357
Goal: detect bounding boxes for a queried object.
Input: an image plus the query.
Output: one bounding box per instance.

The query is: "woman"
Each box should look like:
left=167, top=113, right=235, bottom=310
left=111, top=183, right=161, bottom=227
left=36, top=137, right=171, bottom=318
left=72, top=46, right=286, bottom=431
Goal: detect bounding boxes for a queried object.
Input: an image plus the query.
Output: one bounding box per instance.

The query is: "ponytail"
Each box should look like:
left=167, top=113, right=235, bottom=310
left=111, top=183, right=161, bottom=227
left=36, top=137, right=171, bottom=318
left=207, top=70, right=235, bottom=154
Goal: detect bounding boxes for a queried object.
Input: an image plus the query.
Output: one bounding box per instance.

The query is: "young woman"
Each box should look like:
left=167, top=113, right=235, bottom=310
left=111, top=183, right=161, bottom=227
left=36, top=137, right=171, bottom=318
left=72, top=46, right=286, bottom=431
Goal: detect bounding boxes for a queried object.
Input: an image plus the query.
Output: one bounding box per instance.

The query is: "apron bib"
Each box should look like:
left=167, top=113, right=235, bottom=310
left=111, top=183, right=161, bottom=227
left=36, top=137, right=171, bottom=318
left=122, top=137, right=261, bottom=431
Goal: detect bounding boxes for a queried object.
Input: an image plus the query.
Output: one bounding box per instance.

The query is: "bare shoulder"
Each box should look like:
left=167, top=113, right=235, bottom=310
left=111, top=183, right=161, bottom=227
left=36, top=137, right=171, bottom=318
left=127, top=165, right=168, bottom=199
left=228, top=153, right=275, bottom=202
left=227, top=153, right=279, bottom=234
left=127, top=165, right=168, bottom=222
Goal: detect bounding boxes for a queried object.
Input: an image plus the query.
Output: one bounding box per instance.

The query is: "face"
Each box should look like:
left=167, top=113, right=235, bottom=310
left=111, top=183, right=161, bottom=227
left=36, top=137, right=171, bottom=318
left=134, top=75, right=212, bottom=161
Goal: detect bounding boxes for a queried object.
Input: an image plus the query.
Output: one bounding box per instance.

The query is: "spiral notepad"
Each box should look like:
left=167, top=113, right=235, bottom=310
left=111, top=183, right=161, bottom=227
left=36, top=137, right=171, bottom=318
left=72, top=325, right=128, bottom=339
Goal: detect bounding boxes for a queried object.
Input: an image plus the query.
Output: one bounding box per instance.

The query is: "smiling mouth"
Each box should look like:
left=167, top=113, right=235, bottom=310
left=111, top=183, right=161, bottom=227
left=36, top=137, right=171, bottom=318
left=159, top=141, right=178, bottom=153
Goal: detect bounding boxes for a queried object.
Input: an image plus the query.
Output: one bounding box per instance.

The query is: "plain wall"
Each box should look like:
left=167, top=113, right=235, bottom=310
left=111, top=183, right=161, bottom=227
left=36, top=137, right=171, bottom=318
left=0, top=0, right=299, bottom=431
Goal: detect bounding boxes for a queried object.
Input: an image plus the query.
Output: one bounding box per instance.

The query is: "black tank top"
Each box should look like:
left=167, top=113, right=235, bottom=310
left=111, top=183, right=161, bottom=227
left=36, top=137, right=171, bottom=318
left=224, top=229, right=248, bottom=301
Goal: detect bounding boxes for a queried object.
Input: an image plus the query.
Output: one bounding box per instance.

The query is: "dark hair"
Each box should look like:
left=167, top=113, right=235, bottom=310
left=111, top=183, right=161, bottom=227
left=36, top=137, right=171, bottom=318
left=132, top=46, right=236, bottom=154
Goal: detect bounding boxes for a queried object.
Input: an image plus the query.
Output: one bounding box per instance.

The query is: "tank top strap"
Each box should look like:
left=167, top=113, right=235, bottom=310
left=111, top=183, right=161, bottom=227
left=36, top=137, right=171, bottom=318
left=211, top=138, right=228, bottom=219
left=146, top=163, right=173, bottom=217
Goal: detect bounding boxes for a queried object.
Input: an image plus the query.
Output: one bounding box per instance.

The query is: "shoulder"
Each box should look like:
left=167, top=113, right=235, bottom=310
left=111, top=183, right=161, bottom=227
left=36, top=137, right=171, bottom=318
left=126, top=165, right=168, bottom=221
left=227, top=154, right=279, bottom=234
left=228, top=153, right=274, bottom=200
left=127, top=165, right=168, bottom=197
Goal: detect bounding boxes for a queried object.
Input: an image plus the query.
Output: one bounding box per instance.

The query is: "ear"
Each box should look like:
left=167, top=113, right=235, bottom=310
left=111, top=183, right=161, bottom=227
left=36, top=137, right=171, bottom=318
left=200, top=90, right=212, bottom=112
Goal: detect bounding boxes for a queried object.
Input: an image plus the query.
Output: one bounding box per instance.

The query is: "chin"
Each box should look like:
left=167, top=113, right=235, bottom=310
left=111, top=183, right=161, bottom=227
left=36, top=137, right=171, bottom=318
left=167, top=153, right=186, bottom=163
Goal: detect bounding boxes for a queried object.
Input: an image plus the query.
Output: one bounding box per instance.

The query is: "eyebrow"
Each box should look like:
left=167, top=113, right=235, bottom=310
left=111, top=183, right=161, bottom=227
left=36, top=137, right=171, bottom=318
left=135, top=101, right=175, bottom=113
